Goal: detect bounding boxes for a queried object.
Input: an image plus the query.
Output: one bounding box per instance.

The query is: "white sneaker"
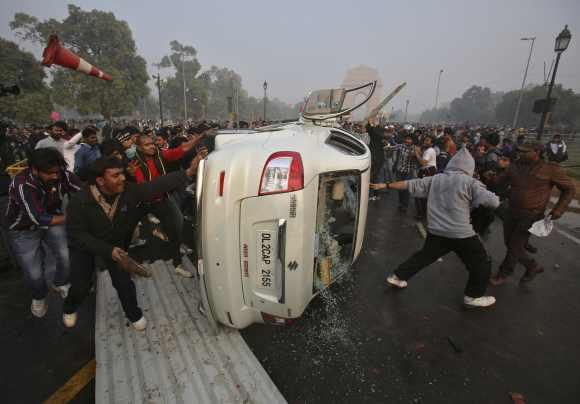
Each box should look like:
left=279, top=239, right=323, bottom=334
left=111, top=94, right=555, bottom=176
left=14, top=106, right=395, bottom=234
left=386, top=274, right=408, bottom=288
left=175, top=264, right=193, bottom=278
left=148, top=214, right=161, bottom=224
left=129, top=238, right=147, bottom=248
left=63, top=312, right=77, bottom=328
left=54, top=283, right=71, bottom=299
left=31, top=299, right=48, bottom=318
left=132, top=316, right=147, bottom=331
left=463, top=295, right=496, bottom=308
left=180, top=244, right=193, bottom=255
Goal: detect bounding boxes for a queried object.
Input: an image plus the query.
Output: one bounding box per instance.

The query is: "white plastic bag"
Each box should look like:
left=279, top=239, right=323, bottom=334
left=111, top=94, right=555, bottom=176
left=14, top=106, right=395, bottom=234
left=528, top=215, right=553, bottom=237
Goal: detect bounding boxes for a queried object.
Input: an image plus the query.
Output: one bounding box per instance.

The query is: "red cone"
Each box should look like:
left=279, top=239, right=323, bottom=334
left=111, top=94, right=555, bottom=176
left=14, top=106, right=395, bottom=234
left=42, top=34, right=112, bottom=81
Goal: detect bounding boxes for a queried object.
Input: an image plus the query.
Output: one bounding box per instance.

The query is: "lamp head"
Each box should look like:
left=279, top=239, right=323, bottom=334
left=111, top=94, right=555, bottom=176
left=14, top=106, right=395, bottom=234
left=555, top=25, right=571, bottom=53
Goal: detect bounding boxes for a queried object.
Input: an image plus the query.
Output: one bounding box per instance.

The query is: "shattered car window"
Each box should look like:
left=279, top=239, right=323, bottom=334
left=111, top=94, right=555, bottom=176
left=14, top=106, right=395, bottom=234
left=314, top=172, right=360, bottom=291
left=304, top=89, right=346, bottom=115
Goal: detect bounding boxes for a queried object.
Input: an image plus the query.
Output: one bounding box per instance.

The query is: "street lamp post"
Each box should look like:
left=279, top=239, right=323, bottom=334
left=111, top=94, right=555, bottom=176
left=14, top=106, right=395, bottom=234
left=152, top=65, right=164, bottom=125
left=434, top=69, right=443, bottom=110
left=538, top=25, right=571, bottom=140
left=182, top=54, right=187, bottom=123
left=404, top=99, right=410, bottom=122
left=512, top=37, right=536, bottom=129
left=263, top=81, right=268, bottom=122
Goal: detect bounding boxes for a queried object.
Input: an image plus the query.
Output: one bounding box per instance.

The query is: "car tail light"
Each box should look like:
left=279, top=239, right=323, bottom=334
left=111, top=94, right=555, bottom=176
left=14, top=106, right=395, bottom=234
left=259, top=151, right=304, bottom=195
left=218, top=171, right=225, bottom=196
left=261, top=312, right=296, bottom=326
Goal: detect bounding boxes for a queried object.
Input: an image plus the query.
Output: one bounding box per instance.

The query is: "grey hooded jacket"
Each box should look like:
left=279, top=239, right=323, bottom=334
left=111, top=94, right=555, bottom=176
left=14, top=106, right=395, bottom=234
left=406, top=147, right=500, bottom=239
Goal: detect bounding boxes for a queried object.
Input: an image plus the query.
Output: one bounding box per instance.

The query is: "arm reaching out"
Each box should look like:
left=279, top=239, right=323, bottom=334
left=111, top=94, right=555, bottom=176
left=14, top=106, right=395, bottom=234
left=370, top=181, right=407, bottom=191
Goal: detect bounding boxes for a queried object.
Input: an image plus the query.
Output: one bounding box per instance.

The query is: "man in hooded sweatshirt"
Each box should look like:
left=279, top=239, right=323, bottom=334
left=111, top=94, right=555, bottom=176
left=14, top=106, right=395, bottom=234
left=371, top=147, right=500, bottom=308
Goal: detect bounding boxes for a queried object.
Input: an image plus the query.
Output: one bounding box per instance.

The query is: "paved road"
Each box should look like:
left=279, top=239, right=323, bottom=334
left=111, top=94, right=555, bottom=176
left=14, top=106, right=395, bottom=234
left=1, top=192, right=579, bottom=403
left=241, top=191, right=580, bottom=403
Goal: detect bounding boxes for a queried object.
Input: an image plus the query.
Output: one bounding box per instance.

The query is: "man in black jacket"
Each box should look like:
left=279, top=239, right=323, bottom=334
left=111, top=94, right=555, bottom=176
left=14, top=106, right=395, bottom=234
left=366, top=117, right=386, bottom=201
left=62, top=150, right=206, bottom=331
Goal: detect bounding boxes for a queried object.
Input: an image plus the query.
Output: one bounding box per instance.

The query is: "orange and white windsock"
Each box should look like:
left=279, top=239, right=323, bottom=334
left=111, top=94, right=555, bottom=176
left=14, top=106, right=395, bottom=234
left=42, top=34, right=112, bottom=81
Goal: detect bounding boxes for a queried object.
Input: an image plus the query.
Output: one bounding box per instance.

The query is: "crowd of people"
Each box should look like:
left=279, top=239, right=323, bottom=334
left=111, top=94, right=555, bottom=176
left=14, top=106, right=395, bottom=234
left=1, top=119, right=213, bottom=330
left=363, top=119, right=575, bottom=308
left=0, top=116, right=576, bottom=328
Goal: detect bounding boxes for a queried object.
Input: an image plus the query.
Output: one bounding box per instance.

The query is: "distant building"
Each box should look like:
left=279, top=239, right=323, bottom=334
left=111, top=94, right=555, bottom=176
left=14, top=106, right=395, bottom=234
left=341, top=65, right=384, bottom=121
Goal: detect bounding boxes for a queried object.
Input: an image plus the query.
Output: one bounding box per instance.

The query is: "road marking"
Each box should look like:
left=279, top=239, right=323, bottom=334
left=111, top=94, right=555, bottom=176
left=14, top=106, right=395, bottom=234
left=555, top=228, right=580, bottom=245
left=44, top=359, right=96, bottom=404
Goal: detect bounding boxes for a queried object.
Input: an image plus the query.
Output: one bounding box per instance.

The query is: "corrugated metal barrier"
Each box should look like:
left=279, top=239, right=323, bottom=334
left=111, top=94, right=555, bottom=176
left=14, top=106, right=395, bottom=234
left=95, top=258, right=286, bottom=404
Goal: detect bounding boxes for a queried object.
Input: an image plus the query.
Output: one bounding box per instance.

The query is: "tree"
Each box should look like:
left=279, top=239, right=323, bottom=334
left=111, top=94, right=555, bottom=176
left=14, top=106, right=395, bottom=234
left=419, top=107, right=451, bottom=123
left=158, top=40, right=203, bottom=120
left=197, top=66, right=240, bottom=120
left=495, top=84, right=580, bottom=129
left=449, top=85, right=495, bottom=124
left=10, top=5, right=149, bottom=120
left=156, top=41, right=297, bottom=122
left=198, top=66, right=296, bottom=121
left=0, top=37, right=52, bottom=124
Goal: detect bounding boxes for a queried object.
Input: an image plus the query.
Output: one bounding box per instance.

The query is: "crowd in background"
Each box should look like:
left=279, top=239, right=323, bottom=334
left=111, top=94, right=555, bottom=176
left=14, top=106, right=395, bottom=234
left=360, top=118, right=575, bottom=308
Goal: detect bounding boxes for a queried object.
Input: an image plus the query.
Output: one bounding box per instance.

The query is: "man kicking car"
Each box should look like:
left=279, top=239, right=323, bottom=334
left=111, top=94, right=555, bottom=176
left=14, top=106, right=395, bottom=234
left=371, top=147, right=500, bottom=308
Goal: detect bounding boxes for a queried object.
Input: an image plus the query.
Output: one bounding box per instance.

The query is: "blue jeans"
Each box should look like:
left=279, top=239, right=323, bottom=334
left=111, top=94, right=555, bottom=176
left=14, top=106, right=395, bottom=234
left=8, top=225, right=70, bottom=299
left=383, top=156, right=394, bottom=183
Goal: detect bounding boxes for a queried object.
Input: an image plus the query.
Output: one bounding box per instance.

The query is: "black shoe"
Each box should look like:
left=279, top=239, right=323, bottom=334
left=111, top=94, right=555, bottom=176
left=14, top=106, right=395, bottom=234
left=524, top=243, right=538, bottom=254
left=521, top=266, right=544, bottom=282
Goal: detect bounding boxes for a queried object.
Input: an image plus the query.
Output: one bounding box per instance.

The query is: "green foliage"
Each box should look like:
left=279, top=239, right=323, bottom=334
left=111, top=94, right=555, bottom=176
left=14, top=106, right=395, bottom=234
left=421, top=82, right=580, bottom=128
left=158, top=40, right=297, bottom=121
left=495, top=84, right=580, bottom=128
left=419, top=107, right=451, bottom=123
left=449, top=85, right=495, bottom=124
left=158, top=40, right=202, bottom=120
left=0, top=37, right=53, bottom=123
left=10, top=5, right=149, bottom=119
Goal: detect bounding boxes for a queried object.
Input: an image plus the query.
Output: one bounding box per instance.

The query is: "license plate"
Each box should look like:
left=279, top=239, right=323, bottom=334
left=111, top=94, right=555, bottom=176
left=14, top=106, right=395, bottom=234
left=256, top=231, right=275, bottom=290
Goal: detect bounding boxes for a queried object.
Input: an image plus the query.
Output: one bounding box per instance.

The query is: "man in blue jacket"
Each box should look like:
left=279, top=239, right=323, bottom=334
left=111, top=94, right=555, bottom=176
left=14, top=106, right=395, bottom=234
left=74, top=126, right=101, bottom=181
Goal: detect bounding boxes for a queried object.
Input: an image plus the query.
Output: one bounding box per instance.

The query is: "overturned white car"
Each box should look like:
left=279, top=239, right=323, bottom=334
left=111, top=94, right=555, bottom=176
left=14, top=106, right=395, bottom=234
left=196, top=82, right=378, bottom=329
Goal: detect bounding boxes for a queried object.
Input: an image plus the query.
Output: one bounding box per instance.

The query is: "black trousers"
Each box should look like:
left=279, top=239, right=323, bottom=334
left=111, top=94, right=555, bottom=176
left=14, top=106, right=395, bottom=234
left=141, top=197, right=183, bottom=266
left=63, top=248, right=142, bottom=322
left=498, top=210, right=541, bottom=276
left=395, top=233, right=491, bottom=298
left=370, top=155, right=385, bottom=197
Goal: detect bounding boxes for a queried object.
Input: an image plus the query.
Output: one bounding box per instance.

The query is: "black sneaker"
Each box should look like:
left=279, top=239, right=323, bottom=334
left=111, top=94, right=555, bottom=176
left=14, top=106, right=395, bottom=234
left=521, top=266, right=544, bottom=282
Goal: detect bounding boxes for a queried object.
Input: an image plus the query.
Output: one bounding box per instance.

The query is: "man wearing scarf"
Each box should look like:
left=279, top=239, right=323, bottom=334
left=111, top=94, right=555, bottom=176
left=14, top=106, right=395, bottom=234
left=63, top=152, right=206, bottom=330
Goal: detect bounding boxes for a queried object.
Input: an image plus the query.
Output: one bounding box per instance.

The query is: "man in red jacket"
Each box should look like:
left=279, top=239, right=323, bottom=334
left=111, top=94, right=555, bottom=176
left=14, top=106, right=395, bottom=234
left=133, top=132, right=204, bottom=277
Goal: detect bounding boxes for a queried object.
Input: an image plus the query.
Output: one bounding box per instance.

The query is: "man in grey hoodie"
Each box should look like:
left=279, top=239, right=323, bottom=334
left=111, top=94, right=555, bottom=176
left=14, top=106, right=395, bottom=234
left=371, top=147, right=500, bottom=308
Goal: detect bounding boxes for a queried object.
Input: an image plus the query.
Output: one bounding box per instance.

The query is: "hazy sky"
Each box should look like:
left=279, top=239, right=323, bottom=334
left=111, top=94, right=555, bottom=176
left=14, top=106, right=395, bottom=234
left=1, top=0, right=579, bottom=114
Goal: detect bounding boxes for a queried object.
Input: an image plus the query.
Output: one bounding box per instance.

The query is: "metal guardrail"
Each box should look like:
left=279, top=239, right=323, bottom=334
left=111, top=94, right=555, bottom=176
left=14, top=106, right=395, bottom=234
left=95, top=258, right=286, bottom=404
